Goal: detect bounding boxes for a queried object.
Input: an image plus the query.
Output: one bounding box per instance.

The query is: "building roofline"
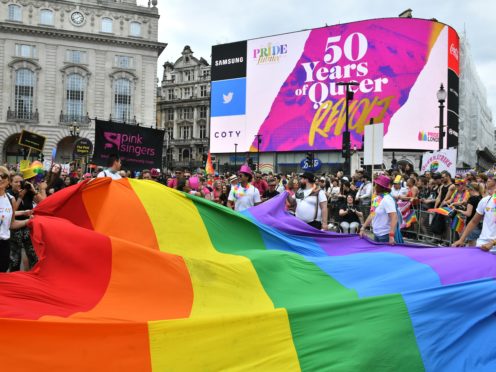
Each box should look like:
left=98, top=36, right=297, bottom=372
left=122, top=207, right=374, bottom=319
left=0, top=22, right=167, bottom=55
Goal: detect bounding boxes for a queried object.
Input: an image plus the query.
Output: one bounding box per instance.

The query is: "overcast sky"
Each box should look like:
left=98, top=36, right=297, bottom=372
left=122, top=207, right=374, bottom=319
left=152, top=0, right=495, bottom=122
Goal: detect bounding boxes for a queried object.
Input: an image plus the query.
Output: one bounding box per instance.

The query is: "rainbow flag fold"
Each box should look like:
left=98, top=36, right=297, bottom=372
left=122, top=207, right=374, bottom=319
left=1, top=179, right=495, bottom=371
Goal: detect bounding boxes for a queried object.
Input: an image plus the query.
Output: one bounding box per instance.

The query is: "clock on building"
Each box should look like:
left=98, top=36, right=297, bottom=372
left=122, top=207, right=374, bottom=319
left=70, top=11, right=85, bottom=26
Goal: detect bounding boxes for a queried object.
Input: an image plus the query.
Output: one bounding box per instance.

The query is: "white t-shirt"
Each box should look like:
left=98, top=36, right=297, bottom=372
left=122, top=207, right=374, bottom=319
left=0, top=194, right=14, bottom=240
left=475, top=196, right=496, bottom=248
left=372, top=194, right=397, bottom=237
left=97, top=170, right=122, bottom=180
left=390, top=186, right=408, bottom=199
left=294, top=188, right=327, bottom=223
left=357, top=182, right=373, bottom=203
left=228, top=183, right=261, bottom=212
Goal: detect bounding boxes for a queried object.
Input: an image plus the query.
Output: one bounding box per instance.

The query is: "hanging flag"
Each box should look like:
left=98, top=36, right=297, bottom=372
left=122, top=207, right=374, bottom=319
left=205, top=151, right=214, bottom=175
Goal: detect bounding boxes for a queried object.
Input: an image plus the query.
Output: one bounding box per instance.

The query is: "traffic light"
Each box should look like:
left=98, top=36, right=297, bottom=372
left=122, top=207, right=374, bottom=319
left=342, top=132, right=350, bottom=158
left=39, top=153, right=44, bottom=162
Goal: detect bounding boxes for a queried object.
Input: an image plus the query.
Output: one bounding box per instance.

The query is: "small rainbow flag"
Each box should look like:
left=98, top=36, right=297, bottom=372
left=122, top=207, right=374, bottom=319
left=428, top=207, right=452, bottom=216
left=205, top=151, right=215, bottom=175
left=451, top=214, right=466, bottom=234
left=404, top=210, right=418, bottom=228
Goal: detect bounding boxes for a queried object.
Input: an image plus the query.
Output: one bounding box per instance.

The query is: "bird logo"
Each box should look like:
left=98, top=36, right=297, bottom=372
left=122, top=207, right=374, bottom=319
left=223, top=92, right=234, bottom=104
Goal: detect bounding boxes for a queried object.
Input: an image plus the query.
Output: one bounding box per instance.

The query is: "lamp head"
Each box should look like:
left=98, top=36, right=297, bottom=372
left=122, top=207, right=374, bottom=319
left=437, top=83, right=447, bottom=102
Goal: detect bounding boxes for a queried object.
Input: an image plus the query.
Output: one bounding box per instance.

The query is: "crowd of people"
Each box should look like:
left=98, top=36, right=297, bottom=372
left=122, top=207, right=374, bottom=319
left=1, top=154, right=495, bottom=273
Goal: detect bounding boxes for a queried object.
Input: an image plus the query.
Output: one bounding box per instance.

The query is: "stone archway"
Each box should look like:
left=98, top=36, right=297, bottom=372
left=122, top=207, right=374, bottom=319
left=55, top=136, right=78, bottom=163
left=3, top=133, right=40, bottom=165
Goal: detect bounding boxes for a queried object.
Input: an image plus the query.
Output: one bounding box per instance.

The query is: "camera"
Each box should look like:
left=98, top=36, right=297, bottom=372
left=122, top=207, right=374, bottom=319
left=20, top=181, right=33, bottom=192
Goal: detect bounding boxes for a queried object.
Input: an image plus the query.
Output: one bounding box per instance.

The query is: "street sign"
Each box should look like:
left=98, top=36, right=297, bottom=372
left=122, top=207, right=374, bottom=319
left=18, top=129, right=46, bottom=152
left=364, top=123, right=384, bottom=166
left=300, top=157, right=322, bottom=171
left=73, top=138, right=93, bottom=158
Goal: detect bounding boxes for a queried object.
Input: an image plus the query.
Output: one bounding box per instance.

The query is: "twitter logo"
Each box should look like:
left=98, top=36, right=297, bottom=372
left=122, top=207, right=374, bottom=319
left=223, top=92, right=234, bottom=104
left=211, top=78, right=246, bottom=117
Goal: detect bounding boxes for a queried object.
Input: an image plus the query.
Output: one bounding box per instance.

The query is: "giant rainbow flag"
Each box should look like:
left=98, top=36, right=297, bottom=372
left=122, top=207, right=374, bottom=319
left=1, top=178, right=495, bottom=371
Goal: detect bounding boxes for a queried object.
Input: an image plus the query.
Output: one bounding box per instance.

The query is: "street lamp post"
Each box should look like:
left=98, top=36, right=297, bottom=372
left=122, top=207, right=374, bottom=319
left=255, top=134, right=262, bottom=171
left=234, top=143, right=238, bottom=171
left=337, top=81, right=359, bottom=177
left=437, top=83, right=447, bottom=151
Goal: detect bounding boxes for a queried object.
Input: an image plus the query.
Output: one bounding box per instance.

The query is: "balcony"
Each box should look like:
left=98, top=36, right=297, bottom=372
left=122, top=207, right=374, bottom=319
left=59, top=112, right=91, bottom=126
left=7, top=107, right=39, bottom=123
left=169, top=137, right=209, bottom=146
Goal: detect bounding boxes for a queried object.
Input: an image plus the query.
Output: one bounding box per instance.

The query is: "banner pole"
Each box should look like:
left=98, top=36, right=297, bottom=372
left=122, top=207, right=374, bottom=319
left=27, top=148, right=32, bottom=161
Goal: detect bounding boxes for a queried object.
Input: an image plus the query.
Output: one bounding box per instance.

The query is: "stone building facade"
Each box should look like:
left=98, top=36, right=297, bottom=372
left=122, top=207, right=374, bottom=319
left=156, top=46, right=210, bottom=171
left=0, top=0, right=165, bottom=164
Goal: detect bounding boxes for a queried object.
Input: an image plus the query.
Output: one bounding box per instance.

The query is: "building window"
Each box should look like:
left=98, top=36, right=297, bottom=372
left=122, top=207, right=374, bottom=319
left=184, top=70, right=191, bottom=81
left=202, top=69, right=210, bottom=79
left=40, top=9, right=54, bottom=25
left=15, top=44, right=36, bottom=58
left=166, top=108, right=174, bottom=121
left=179, top=107, right=193, bottom=120
left=114, top=78, right=132, bottom=122
left=167, top=89, right=174, bottom=100
left=101, top=17, right=113, bottom=33
left=199, top=125, right=207, bottom=139
left=15, top=69, right=34, bottom=119
left=199, top=106, right=207, bottom=119
left=66, top=50, right=86, bottom=64
left=180, top=148, right=191, bottom=161
left=129, top=21, right=141, bottom=37
left=66, top=73, right=85, bottom=121
left=166, top=127, right=173, bottom=140
left=183, top=87, right=191, bottom=98
left=115, top=55, right=134, bottom=69
left=200, top=85, right=207, bottom=97
left=8, top=4, right=22, bottom=22
left=180, top=126, right=191, bottom=139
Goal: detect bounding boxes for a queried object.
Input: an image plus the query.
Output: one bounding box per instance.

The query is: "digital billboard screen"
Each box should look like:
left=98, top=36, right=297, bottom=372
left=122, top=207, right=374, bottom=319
left=210, top=18, right=459, bottom=153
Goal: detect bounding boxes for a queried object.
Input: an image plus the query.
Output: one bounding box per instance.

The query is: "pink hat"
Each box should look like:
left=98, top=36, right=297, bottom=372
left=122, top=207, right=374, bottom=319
left=373, top=175, right=391, bottom=191
left=188, top=176, right=200, bottom=190
left=150, top=168, right=159, bottom=178
left=239, top=164, right=252, bottom=176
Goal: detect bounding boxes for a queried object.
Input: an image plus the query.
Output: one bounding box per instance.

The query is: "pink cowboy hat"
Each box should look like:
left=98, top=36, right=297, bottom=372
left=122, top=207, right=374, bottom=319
left=239, top=164, right=252, bottom=176
left=373, top=175, right=391, bottom=190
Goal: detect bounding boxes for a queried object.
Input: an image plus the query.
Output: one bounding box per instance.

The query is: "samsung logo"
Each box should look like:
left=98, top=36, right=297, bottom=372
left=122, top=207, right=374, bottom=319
left=215, top=57, right=244, bottom=67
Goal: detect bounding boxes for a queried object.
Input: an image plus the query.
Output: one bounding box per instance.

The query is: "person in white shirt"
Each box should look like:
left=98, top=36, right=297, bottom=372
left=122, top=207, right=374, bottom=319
left=0, top=166, right=33, bottom=272
left=454, top=171, right=496, bottom=251
left=390, top=175, right=408, bottom=200
left=356, top=173, right=373, bottom=220
left=227, top=164, right=261, bottom=212
left=289, top=172, right=328, bottom=231
left=359, top=175, right=399, bottom=245
left=97, top=154, right=122, bottom=180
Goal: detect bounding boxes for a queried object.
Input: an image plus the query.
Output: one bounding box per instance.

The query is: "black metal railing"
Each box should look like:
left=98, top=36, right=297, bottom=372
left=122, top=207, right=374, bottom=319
left=59, top=112, right=91, bottom=126
left=7, top=107, right=39, bottom=122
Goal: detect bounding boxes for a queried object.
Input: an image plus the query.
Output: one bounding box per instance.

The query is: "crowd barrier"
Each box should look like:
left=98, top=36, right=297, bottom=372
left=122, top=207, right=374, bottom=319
left=329, top=206, right=465, bottom=246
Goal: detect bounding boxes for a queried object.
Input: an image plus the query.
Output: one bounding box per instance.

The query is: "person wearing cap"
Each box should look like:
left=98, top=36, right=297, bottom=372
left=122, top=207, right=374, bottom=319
left=390, top=175, right=408, bottom=200
left=227, top=164, right=261, bottom=212
left=228, top=174, right=238, bottom=187
left=288, top=172, right=328, bottom=231
left=359, top=175, right=400, bottom=245
left=454, top=171, right=496, bottom=251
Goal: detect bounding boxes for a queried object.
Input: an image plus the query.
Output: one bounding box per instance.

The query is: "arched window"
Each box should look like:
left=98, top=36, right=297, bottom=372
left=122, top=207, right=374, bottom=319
left=101, top=17, right=113, bottom=33
left=8, top=4, right=22, bottom=22
left=129, top=21, right=141, bottom=37
left=66, top=73, right=85, bottom=121
left=15, top=69, right=34, bottom=119
left=181, top=148, right=191, bottom=161
left=40, top=9, right=54, bottom=25
left=114, top=78, right=132, bottom=122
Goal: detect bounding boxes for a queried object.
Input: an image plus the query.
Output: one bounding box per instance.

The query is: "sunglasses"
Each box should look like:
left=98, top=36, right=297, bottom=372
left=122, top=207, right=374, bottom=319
left=0, top=174, right=9, bottom=180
